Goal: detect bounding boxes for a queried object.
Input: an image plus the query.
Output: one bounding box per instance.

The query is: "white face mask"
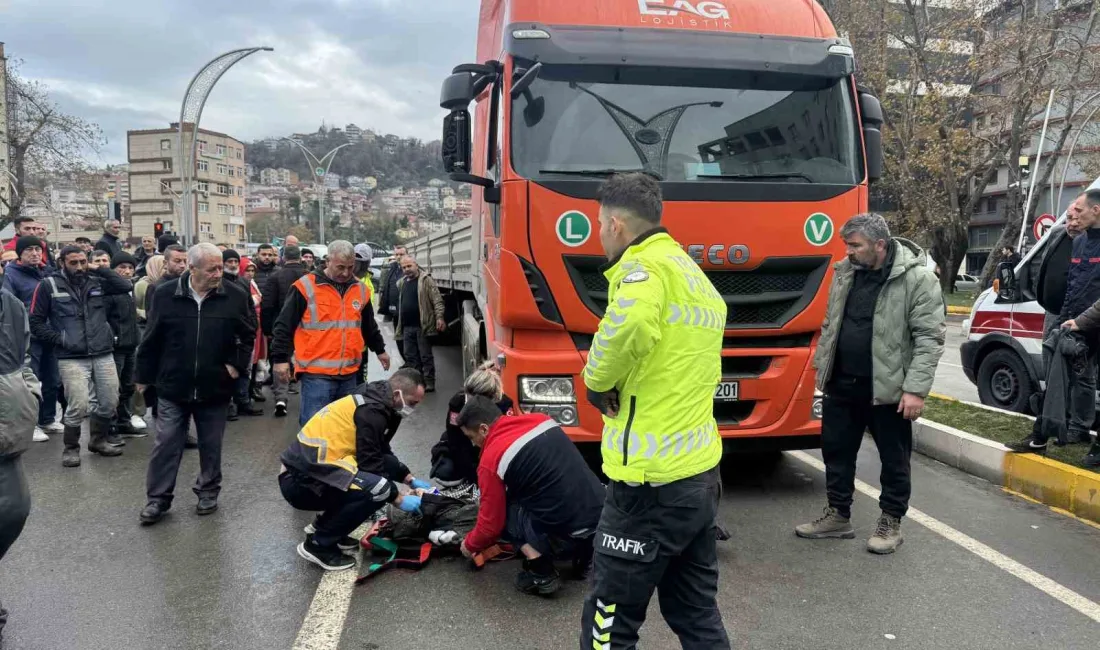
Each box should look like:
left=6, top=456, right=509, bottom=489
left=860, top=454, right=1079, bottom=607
left=395, top=390, right=415, bottom=418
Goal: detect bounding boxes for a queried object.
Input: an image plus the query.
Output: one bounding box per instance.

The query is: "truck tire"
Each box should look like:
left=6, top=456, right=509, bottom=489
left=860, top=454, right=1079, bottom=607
left=977, top=348, right=1034, bottom=413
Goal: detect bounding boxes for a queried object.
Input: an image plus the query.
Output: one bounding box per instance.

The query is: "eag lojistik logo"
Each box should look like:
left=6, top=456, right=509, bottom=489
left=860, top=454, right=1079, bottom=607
left=638, top=0, right=732, bottom=28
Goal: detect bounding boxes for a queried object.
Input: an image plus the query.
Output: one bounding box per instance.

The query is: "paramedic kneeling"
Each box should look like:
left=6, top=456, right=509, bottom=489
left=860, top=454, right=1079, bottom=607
left=457, top=396, right=605, bottom=596
left=278, top=368, right=430, bottom=572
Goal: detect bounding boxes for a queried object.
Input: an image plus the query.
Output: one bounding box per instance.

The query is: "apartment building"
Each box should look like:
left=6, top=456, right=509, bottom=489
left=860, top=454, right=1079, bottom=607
left=128, top=124, right=248, bottom=247
left=259, top=167, right=299, bottom=186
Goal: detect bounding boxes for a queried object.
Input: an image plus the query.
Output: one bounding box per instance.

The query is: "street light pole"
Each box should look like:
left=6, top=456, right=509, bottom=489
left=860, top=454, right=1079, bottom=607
left=177, top=46, right=273, bottom=247
left=282, top=139, right=351, bottom=245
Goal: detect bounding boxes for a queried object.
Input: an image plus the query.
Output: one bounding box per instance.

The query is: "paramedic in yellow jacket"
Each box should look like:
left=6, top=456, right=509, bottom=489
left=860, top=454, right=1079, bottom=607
left=278, top=368, right=431, bottom=572
left=579, top=173, right=730, bottom=650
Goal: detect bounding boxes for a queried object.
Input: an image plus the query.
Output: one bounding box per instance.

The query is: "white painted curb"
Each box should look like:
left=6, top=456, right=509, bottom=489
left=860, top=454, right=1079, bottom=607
left=913, top=418, right=1009, bottom=485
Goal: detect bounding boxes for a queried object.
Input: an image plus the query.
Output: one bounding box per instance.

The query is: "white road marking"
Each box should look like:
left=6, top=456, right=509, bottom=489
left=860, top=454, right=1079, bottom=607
left=938, top=362, right=964, bottom=369
left=292, top=556, right=360, bottom=650
left=292, top=523, right=376, bottom=648
left=789, top=451, right=1100, bottom=624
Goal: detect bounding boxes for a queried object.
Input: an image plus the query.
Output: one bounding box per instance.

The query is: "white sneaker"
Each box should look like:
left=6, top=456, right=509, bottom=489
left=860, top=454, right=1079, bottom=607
left=130, top=415, right=148, bottom=430
left=42, top=422, right=64, bottom=435
left=33, top=427, right=49, bottom=442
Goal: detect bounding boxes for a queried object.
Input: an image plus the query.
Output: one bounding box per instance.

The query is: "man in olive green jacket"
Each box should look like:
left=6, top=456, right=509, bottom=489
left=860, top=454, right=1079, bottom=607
left=395, top=256, right=445, bottom=392
left=797, top=213, right=945, bottom=554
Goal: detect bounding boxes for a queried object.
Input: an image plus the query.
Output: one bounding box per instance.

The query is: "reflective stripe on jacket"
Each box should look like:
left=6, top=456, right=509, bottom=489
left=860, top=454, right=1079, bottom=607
left=286, top=393, right=363, bottom=491
left=292, top=274, right=367, bottom=375
left=583, top=229, right=725, bottom=484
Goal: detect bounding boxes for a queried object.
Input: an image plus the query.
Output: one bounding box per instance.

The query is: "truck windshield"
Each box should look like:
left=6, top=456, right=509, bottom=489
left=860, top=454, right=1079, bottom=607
left=511, top=63, right=860, bottom=185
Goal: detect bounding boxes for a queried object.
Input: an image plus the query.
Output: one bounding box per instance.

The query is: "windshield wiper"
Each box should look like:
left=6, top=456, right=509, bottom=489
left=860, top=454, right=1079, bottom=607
left=539, top=168, right=664, bottom=181
left=696, top=172, right=813, bottom=183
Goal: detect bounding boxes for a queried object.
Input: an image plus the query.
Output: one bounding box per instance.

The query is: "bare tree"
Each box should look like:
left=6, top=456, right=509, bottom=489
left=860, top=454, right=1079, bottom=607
left=2, top=60, right=104, bottom=228
left=830, top=0, right=1100, bottom=292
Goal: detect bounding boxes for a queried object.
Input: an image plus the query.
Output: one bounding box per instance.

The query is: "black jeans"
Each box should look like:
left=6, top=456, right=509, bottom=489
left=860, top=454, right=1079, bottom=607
left=822, top=375, right=913, bottom=519
left=279, top=470, right=386, bottom=549
left=145, top=398, right=229, bottom=507
left=113, top=349, right=136, bottom=426
left=580, top=467, right=729, bottom=650
left=401, top=327, right=435, bottom=381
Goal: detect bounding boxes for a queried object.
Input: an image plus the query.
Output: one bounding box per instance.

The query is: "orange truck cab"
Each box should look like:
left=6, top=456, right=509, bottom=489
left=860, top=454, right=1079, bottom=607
left=421, top=0, right=884, bottom=453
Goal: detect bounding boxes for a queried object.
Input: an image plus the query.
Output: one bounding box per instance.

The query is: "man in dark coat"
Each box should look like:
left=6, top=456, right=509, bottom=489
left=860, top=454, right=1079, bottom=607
left=136, top=243, right=256, bottom=524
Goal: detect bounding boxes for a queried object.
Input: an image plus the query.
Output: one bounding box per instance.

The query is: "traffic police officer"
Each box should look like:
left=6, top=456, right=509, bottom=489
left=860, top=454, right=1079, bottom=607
left=580, top=173, right=730, bottom=649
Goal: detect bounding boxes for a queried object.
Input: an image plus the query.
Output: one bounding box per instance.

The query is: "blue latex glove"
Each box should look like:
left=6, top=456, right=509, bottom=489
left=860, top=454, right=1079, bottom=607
left=410, top=478, right=432, bottom=490
left=397, top=494, right=422, bottom=514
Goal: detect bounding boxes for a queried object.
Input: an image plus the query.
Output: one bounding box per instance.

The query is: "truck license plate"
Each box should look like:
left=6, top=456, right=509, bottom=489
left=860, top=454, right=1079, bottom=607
left=714, top=381, right=739, bottom=402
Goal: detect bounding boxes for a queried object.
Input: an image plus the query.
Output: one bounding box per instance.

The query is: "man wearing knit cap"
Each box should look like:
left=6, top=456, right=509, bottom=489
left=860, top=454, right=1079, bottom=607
left=2, top=236, right=63, bottom=442
left=107, top=251, right=147, bottom=438
left=223, top=248, right=263, bottom=420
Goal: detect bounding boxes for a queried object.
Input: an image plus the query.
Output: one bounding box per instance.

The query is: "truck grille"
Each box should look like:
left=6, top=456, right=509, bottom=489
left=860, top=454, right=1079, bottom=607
left=564, top=255, right=831, bottom=329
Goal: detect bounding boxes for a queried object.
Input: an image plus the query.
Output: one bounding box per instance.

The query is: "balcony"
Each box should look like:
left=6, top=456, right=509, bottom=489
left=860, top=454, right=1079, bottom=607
left=970, top=210, right=1006, bottom=226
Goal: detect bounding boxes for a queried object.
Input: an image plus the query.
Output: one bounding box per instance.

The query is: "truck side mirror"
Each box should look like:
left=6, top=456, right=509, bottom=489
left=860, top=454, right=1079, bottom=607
left=859, top=91, right=884, bottom=183
left=440, top=72, right=476, bottom=111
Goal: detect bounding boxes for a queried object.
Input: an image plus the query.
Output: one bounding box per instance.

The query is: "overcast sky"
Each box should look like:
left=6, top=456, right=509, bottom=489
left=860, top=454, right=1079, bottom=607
left=3, top=0, right=479, bottom=165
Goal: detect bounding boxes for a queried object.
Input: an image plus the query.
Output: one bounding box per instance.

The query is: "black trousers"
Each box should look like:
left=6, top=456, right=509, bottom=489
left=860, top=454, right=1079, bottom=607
left=113, top=349, right=136, bottom=426
left=401, top=327, right=435, bottom=381
left=0, top=456, right=31, bottom=629
left=279, top=470, right=386, bottom=549
left=580, top=467, right=729, bottom=650
left=822, top=376, right=913, bottom=519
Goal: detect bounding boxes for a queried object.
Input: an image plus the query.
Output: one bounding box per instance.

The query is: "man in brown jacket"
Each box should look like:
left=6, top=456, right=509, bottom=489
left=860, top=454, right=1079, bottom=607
left=395, top=256, right=444, bottom=392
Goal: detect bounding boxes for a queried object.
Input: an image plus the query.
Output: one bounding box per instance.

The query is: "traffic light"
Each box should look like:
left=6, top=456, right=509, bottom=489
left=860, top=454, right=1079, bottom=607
left=154, top=222, right=164, bottom=239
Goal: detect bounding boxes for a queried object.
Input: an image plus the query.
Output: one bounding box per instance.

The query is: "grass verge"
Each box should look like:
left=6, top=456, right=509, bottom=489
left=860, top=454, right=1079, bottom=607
left=943, top=291, right=977, bottom=308
left=923, top=396, right=1097, bottom=473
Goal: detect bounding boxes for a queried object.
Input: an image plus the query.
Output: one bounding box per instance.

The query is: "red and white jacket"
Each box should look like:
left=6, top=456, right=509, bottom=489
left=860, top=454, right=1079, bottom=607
left=464, top=413, right=604, bottom=553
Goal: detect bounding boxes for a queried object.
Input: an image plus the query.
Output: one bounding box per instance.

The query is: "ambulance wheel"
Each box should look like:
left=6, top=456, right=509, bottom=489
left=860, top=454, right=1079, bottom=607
left=977, top=349, right=1033, bottom=413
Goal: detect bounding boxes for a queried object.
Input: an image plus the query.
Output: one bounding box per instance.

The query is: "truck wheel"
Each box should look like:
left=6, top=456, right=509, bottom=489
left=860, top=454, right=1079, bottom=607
left=977, top=349, right=1034, bottom=413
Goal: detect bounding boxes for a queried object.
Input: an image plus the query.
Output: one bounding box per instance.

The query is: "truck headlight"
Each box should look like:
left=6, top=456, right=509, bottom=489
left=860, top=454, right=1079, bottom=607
left=812, top=389, right=824, bottom=420
left=519, top=376, right=577, bottom=426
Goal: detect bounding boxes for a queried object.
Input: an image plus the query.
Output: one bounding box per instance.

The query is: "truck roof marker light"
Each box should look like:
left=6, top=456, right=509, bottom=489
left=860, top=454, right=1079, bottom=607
left=828, top=44, right=855, bottom=57
left=512, top=29, right=551, bottom=40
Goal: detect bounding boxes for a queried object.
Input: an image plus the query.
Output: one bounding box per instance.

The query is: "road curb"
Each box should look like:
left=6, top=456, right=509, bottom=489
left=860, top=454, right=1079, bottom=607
left=946, top=305, right=971, bottom=315
left=914, top=418, right=1100, bottom=525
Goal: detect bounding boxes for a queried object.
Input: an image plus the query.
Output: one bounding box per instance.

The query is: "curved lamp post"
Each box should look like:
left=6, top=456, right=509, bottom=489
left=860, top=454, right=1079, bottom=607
left=177, top=46, right=273, bottom=246
left=282, top=139, right=352, bottom=245
left=1055, top=89, right=1100, bottom=214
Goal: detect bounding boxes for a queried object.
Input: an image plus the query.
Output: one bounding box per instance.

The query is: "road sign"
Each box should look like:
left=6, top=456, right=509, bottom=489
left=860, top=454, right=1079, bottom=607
left=315, top=167, right=325, bottom=177
left=1034, top=213, right=1056, bottom=240
left=556, top=210, right=591, bottom=247
left=804, top=213, right=834, bottom=247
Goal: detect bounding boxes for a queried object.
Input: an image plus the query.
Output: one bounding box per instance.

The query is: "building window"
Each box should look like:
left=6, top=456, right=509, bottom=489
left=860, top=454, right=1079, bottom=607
left=198, top=202, right=209, bottom=214
left=198, top=140, right=207, bottom=152
left=162, top=160, right=171, bottom=171
left=236, top=148, right=243, bottom=160
left=216, top=144, right=227, bottom=156
left=217, top=163, right=228, bottom=175
left=217, top=183, right=230, bottom=195
left=200, top=222, right=212, bottom=233
left=218, top=204, right=231, bottom=215
left=236, top=187, right=244, bottom=197
left=198, top=160, right=209, bottom=172
left=160, top=139, right=172, bottom=150
left=197, top=181, right=209, bottom=193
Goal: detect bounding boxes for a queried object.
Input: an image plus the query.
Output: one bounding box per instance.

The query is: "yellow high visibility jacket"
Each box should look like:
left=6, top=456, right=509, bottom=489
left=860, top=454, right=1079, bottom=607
left=583, top=229, right=726, bottom=484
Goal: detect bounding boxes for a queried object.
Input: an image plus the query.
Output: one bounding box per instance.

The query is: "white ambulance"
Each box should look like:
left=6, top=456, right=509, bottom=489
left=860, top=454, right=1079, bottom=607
left=960, top=180, right=1100, bottom=412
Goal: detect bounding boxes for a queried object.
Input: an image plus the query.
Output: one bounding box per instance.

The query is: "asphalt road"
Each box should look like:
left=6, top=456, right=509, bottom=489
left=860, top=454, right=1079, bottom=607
left=932, top=316, right=980, bottom=404
left=3, top=326, right=1098, bottom=650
